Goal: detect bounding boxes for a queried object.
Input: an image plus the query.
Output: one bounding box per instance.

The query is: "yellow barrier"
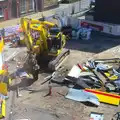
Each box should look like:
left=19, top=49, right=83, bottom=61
left=0, top=38, right=4, bottom=53
left=0, top=100, right=6, bottom=118
left=85, top=89, right=120, bottom=105
left=0, top=83, right=7, bottom=96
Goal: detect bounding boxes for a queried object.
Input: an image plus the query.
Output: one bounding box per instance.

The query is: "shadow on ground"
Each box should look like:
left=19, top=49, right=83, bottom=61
left=66, top=32, right=120, bottom=53
left=9, top=78, right=36, bottom=91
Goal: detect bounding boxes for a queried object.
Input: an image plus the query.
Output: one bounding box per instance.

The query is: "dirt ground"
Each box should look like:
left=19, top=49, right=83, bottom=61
left=7, top=32, right=120, bottom=120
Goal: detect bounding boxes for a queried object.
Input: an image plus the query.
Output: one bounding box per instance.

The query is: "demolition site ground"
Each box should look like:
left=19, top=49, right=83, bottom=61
left=5, top=33, right=120, bottom=120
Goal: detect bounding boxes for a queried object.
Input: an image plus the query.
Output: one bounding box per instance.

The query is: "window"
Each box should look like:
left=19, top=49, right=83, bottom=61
left=0, top=8, right=3, bottom=18
left=29, top=0, right=34, bottom=11
left=49, top=28, right=60, bottom=35
left=20, top=0, right=27, bottom=13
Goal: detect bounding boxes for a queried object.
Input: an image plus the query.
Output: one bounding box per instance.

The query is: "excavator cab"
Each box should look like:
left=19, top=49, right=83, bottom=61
left=48, top=27, right=66, bottom=56
left=49, top=27, right=60, bottom=35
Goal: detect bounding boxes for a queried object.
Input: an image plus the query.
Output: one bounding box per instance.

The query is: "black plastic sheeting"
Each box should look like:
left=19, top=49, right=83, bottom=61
left=94, top=0, right=120, bottom=24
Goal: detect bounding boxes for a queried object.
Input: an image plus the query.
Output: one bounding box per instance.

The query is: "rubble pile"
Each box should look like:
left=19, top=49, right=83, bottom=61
left=46, top=58, right=120, bottom=107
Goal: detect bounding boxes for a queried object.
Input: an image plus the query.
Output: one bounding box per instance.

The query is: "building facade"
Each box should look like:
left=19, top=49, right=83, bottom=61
left=0, top=0, right=58, bottom=21
left=11, top=0, right=36, bottom=18
left=0, top=0, right=12, bottom=21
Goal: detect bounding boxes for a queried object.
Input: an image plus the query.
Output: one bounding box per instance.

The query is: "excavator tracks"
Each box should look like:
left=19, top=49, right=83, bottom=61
left=48, top=49, right=70, bottom=71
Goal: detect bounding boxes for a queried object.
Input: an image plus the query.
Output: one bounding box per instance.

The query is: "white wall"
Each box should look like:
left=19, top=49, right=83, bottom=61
left=55, top=0, right=91, bottom=16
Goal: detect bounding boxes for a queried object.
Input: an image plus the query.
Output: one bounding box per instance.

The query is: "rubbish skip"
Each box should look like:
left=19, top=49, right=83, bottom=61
left=65, top=88, right=100, bottom=106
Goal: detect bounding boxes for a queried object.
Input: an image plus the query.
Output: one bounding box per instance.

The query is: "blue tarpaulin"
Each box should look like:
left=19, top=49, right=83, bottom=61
left=65, top=88, right=100, bottom=106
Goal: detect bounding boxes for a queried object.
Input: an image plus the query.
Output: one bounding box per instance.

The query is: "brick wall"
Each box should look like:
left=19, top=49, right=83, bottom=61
left=0, top=0, right=58, bottom=21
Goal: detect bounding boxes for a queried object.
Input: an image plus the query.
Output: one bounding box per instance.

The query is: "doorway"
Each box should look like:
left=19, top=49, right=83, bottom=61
left=11, top=0, right=17, bottom=18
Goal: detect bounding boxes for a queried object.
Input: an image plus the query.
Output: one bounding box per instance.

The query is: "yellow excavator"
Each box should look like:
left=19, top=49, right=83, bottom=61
left=20, top=18, right=70, bottom=79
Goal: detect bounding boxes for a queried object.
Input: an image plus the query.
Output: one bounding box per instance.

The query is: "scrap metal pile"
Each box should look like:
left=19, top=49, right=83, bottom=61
left=43, top=58, right=120, bottom=106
